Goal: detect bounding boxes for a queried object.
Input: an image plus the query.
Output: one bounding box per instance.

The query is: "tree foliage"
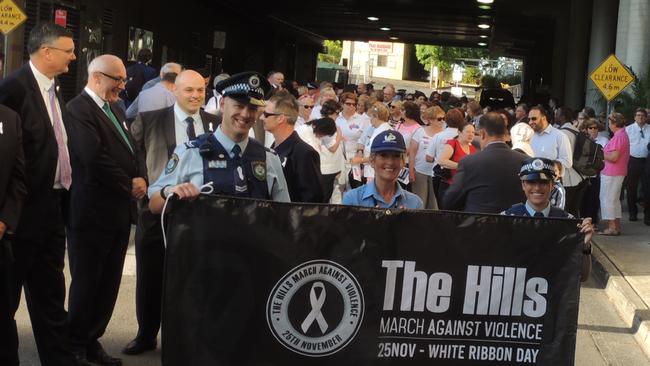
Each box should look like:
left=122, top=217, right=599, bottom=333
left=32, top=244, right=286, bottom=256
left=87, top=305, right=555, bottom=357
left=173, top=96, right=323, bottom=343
left=318, top=40, right=343, bottom=64
left=415, top=45, right=488, bottom=74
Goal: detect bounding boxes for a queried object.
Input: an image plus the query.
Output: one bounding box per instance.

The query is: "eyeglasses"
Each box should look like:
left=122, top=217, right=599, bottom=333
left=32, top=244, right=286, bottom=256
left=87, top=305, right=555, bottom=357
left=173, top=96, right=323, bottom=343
left=262, top=111, right=282, bottom=118
left=43, top=45, right=75, bottom=55
left=587, top=126, right=598, bottom=130
left=99, top=72, right=127, bottom=84
left=303, top=105, right=314, bottom=109
left=344, top=102, right=356, bottom=106
left=529, top=117, right=538, bottom=121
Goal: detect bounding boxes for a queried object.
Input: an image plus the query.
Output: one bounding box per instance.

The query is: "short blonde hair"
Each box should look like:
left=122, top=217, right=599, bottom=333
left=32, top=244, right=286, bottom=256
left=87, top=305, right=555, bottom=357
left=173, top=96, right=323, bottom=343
left=367, top=102, right=389, bottom=121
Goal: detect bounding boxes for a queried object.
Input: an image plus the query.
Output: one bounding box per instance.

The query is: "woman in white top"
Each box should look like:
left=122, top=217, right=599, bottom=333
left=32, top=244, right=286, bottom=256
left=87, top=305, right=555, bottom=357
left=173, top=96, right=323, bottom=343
left=409, top=106, right=445, bottom=209
left=336, top=92, right=370, bottom=186
left=295, top=94, right=314, bottom=128
left=352, top=102, right=392, bottom=182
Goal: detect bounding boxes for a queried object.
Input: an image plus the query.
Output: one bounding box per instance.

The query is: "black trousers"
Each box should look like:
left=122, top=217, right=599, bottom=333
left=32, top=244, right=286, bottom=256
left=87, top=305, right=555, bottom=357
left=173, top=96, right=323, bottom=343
left=626, top=157, right=648, bottom=217
left=133, top=210, right=165, bottom=342
left=322, top=172, right=339, bottom=203
left=581, top=177, right=601, bottom=224
left=564, top=179, right=588, bottom=218
left=0, top=191, right=74, bottom=366
left=67, top=226, right=130, bottom=352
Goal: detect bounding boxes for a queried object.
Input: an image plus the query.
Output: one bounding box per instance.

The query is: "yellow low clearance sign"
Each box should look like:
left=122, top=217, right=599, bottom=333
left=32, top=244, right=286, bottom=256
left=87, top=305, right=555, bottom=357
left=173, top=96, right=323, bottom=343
left=589, top=54, right=635, bottom=101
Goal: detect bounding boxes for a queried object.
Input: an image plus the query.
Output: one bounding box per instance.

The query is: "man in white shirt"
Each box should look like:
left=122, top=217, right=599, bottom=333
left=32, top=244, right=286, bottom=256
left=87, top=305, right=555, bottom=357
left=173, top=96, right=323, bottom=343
left=625, top=108, right=650, bottom=222
left=125, top=62, right=181, bottom=120
left=528, top=106, right=573, bottom=181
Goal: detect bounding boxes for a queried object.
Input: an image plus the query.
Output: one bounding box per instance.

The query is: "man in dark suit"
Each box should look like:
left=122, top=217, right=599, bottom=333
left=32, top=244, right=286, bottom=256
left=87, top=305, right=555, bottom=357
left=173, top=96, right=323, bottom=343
left=262, top=91, right=324, bottom=203
left=124, top=70, right=218, bottom=355
left=443, top=112, right=528, bottom=214
left=0, top=106, right=27, bottom=363
left=64, top=54, right=147, bottom=366
left=0, top=23, right=78, bottom=366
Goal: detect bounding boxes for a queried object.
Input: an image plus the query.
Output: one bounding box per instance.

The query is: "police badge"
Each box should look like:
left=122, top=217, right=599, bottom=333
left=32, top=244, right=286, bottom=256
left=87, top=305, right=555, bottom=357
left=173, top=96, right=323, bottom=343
left=252, top=161, right=266, bottom=181
left=165, top=154, right=179, bottom=174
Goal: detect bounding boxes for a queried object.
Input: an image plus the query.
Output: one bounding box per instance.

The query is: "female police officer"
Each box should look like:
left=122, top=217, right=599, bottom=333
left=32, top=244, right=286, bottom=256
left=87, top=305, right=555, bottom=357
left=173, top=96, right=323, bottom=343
left=342, top=130, right=423, bottom=209
left=502, top=157, right=594, bottom=281
left=148, top=72, right=290, bottom=213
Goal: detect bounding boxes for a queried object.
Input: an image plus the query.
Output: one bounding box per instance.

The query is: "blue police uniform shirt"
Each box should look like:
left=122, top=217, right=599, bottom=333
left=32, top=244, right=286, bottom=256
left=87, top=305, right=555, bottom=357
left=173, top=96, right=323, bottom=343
left=501, top=201, right=573, bottom=218
left=148, top=125, right=291, bottom=202
left=342, top=181, right=423, bottom=209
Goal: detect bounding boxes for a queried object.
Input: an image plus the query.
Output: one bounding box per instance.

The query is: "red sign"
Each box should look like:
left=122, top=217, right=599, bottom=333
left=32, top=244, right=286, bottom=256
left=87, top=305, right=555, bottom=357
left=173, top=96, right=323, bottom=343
left=54, top=9, right=67, bottom=28
left=369, top=41, right=393, bottom=55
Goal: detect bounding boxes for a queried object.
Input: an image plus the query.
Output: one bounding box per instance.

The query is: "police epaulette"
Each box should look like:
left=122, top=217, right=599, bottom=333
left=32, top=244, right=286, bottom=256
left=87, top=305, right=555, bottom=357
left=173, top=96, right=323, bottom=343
left=265, top=147, right=278, bottom=156
left=187, top=133, right=212, bottom=148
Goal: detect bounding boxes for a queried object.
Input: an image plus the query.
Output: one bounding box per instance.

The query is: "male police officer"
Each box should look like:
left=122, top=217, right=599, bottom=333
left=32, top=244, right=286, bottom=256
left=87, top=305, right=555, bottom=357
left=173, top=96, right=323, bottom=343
left=148, top=72, right=290, bottom=213
left=502, top=157, right=594, bottom=281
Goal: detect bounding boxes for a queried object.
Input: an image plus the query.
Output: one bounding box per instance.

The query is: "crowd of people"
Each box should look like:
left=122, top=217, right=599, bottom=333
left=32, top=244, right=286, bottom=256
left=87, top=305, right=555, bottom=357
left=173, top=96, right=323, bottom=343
left=0, top=23, right=648, bottom=366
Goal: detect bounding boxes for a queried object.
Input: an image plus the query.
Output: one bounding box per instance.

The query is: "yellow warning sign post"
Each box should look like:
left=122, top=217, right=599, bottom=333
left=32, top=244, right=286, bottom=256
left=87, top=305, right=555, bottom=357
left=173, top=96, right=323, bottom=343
left=589, top=54, right=635, bottom=102
left=0, top=0, right=27, bottom=35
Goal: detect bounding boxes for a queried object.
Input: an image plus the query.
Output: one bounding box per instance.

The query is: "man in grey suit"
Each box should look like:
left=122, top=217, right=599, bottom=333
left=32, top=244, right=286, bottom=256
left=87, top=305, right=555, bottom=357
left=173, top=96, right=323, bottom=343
left=124, top=70, right=219, bottom=355
left=443, top=112, right=528, bottom=214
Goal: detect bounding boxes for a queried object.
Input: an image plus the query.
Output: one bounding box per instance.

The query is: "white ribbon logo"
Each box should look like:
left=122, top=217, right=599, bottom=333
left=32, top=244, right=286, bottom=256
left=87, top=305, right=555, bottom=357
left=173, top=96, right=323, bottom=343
left=301, top=282, right=328, bottom=334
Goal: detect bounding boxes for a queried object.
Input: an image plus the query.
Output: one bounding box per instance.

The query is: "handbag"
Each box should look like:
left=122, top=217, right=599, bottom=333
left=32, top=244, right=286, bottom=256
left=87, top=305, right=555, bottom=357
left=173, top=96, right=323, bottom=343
left=432, top=138, right=457, bottom=179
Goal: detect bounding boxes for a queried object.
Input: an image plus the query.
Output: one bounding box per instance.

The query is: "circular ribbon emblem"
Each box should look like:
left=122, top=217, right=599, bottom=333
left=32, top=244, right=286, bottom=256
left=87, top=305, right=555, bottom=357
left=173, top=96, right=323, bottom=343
left=266, top=260, right=364, bottom=357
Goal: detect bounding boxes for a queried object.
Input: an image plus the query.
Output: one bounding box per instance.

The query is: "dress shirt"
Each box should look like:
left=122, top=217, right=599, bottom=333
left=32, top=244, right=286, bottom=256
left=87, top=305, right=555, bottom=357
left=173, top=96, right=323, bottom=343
left=31, top=61, right=68, bottom=188
left=525, top=201, right=551, bottom=217
left=173, top=103, right=205, bottom=146
left=625, top=122, right=650, bottom=158
left=530, top=124, right=573, bottom=174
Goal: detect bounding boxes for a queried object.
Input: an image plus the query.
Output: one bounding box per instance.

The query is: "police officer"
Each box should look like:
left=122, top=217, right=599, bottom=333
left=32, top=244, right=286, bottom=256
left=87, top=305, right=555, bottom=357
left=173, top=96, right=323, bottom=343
left=148, top=72, right=290, bottom=213
left=342, top=130, right=423, bottom=209
left=502, top=157, right=594, bottom=281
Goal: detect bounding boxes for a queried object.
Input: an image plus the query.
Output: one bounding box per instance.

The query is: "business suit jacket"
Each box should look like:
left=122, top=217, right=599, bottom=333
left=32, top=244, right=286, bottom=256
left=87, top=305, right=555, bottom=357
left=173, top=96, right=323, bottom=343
left=130, top=105, right=218, bottom=185
left=442, top=142, right=528, bottom=214
left=0, top=64, right=68, bottom=237
left=0, top=106, right=27, bottom=232
left=64, top=91, right=145, bottom=230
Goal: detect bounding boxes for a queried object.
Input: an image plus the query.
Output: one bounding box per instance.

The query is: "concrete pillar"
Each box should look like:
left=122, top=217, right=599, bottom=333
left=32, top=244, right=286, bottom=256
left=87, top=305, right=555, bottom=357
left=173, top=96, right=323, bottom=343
left=615, top=0, right=650, bottom=80
left=564, top=0, right=593, bottom=110
left=585, top=0, right=619, bottom=114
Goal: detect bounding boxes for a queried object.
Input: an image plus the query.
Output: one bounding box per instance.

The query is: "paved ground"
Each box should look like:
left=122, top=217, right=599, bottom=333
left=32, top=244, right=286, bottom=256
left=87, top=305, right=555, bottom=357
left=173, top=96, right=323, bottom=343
left=14, top=225, right=650, bottom=365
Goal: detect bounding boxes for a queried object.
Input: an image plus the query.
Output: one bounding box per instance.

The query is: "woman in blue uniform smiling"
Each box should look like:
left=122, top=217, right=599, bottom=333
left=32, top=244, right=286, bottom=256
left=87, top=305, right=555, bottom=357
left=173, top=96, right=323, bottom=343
left=343, top=130, right=423, bottom=209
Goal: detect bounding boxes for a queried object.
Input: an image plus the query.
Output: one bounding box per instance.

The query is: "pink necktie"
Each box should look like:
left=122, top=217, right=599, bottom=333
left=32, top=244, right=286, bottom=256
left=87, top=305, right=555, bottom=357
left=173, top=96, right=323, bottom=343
left=49, top=84, right=72, bottom=190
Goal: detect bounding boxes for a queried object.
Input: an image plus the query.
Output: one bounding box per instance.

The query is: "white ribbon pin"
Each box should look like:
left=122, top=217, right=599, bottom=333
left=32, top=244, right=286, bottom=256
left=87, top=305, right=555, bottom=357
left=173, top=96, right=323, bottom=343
left=301, top=282, right=329, bottom=334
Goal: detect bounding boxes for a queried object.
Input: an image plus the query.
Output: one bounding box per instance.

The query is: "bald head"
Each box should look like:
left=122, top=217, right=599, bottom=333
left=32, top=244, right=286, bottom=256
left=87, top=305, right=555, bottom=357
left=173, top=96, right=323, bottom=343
left=175, top=70, right=206, bottom=115
left=86, top=54, right=126, bottom=102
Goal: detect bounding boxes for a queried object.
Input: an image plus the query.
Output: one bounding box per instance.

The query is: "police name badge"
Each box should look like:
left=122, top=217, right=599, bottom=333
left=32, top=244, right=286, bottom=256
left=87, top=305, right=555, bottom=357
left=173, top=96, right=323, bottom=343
left=266, top=260, right=364, bottom=357
left=165, top=154, right=179, bottom=174
left=252, top=161, right=266, bottom=181
left=208, top=159, right=227, bottom=169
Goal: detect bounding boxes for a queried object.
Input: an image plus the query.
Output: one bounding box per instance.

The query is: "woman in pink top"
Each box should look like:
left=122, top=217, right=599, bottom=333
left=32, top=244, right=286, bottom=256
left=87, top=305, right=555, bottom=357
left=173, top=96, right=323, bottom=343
left=599, top=113, right=630, bottom=235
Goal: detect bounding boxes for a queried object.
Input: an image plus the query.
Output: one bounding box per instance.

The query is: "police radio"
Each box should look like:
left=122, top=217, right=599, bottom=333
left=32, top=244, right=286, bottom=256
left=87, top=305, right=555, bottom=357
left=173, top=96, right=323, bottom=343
left=199, top=141, right=215, bottom=159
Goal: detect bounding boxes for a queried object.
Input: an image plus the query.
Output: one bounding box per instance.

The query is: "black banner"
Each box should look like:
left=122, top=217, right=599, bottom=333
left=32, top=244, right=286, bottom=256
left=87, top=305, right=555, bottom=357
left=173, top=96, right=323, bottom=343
left=162, top=196, right=582, bottom=366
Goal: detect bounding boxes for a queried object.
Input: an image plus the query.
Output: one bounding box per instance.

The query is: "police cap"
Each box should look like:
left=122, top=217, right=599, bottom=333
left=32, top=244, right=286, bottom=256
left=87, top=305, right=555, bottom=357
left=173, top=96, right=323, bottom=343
left=371, top=130, right=406, bottom=154
left=214, top=71, right=271, bottom=107
left=519, top=157, right=556, bottom=181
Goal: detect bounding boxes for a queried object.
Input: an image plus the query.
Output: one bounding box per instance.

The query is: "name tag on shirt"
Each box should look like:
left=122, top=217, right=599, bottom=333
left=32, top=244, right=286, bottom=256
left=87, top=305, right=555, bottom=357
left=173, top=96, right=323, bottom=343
left=208, top=160, right=227, bottom=169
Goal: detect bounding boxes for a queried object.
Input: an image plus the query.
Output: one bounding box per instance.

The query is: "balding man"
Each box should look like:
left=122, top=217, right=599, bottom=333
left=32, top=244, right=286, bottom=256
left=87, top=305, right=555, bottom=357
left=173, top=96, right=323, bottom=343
left=64, top=54, right=147, bottom=366
left=125, top=70, right=218, bottom=355
left=125, top=62, right=181, bottom=120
